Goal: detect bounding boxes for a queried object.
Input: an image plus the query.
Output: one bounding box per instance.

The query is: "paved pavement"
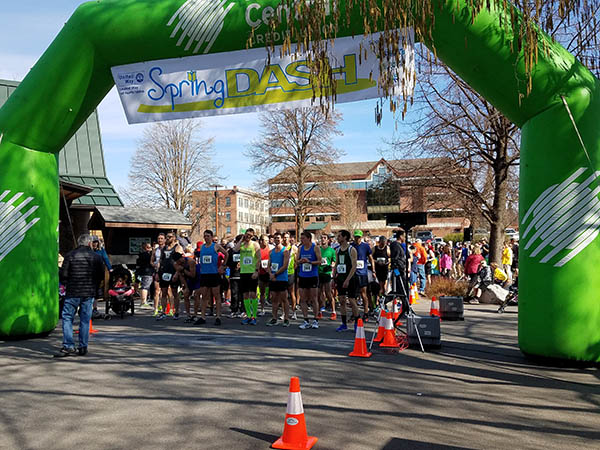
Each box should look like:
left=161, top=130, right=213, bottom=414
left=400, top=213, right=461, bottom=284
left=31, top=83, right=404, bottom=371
left=1, top=299, right=599, bottom=450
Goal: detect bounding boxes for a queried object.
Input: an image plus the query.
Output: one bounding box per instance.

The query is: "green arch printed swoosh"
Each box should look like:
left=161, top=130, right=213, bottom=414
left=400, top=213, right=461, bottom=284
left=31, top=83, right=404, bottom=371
left=137, top=78, right=377, bottom=113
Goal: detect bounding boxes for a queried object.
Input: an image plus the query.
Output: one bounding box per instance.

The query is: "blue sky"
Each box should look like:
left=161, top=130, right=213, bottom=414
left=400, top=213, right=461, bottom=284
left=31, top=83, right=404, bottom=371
left=0, top=0, right=411, bottom=192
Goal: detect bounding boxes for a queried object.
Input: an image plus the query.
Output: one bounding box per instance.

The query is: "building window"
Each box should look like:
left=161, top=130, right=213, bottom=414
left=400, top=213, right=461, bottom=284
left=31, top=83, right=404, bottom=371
left=225, top=197, right=231, bottom=206
left=226, top=226, right=231, bottom=234
left=244, top=198, right=249, bottom=208
left=244, top=212, right=248, bottom=222
left=226, top=212, right=231, bottom=222
left=238, top=211, right=243, bottom=221
left=238, top=197, right=243, bottom=207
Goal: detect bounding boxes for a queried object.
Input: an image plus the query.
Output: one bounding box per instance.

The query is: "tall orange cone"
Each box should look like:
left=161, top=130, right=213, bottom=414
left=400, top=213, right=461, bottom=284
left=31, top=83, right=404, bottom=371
left=272, top=377, right=318, bottom=450
left=379, top=312, right=399, bottom=348
left=373, top=312, right=386, bottom=342
left=165, top=302, right=172, bottom=315
left=349, top=318, right=372, bottom=357
left=429, top=296, right=441, bottom=319
left=392, top=299, right=402, bottom=320
left=90, top=319, right=99, bottom=334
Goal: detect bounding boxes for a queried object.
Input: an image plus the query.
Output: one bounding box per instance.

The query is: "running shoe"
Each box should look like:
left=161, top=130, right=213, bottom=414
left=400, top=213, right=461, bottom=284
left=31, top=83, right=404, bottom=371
left=311, top=320, right=319, bottom=329
left=241, top=318, right=251, bottom=325
left=193, top=317, right=206, bottom=325
left=299, top=320, right=311, bottom=329
left=215, top=318, right=222, bottom=326
left=336, top=324, right=348, bottom=332
left=266, top=318, right=278, bottom=327
left=320, top=307, right=326, bottom=312
left=92, top=309, right=102, bottom=319
left=279, top=314, right=285, bottom=321
left=228, top=312, right=236, bottom=319
left=316, top=312, right=323, bottom=320
left=250, top=318, right=257, bottom=326
left=173, top=313, right=179, bottom=320
left=53, top=347, right=77, bottom=358
left=156, top=313, right=166, bottom=321
left=291, top=312, right=297, bottom=321
left=258, top=310, right=265, bottom=316
left=207, top=309, right=214, bottom=316
left=282, top=319, right=290, bottom=327
left=329, top=312, right=337, bottom=321
left=152, top=310, right=159, bottom=317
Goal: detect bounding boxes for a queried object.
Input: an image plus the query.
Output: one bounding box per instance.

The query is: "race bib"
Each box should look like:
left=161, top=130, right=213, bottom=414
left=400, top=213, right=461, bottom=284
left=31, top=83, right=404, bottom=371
left=261, top=260, right=269, bottom=269
left=233, top=254, right=240, bottom=262
left=202, top=255, right=212, bottom=264
left=377, top=257, right=386, bottom=264
left=321, top=258, right=328, bottom=266
left=337, top=264, right=346, bottom=274
left=271, top=263, right=280, bottom=272
left=243, top=256, right=253, bottom=265
left=356, top=260, right=365, bottom=269
left=161, top=273, right=172, bottom=282
left=302, top=263, right=312, bottom=272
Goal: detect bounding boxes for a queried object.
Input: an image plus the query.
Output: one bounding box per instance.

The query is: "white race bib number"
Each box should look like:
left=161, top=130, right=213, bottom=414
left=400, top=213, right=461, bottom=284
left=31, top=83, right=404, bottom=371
left=261, top=260, right=269, bottom=269
left=377, top=257, right=386, bottom=264
left=243, top=256, right=253, bottom=265
left=302, top=263, right=312, bottom=272
left=202, top=255, right=212, bottom=264
left=321, top=258, right=328, bottom=265
left=271, top=263, right=280, bottom=272
left=356, top=260, right=365, bottom=269
left=233, top=254, right=240, bottom=262
left=161, top=273, right=172, bottom=282
left=337, top=264, right=347, bottom=274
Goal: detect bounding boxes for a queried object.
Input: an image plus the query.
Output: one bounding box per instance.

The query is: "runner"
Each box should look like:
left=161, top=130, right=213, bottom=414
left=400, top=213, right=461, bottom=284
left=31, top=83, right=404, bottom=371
left=266, top=232, right=291, bottom=327
left=226, top=235, right=243, bottom=318
left=156, top=232, right=183, bottom=321
left=257, top=234, right=271, bottom=316
left=373, top=236, right=390, bottom=295
left=173, top=252, right=199, bottom=322
left=297, top=231, right=322, bottom=329
left=334, top=230, right=359, bottom=332
left=150, top=233, right=166, bottom=316
left=282, top=232, right=298, bottom=320
left=351, top=230, right=375, bottom=320
left=318, top=233, right=336, bottom=320
left=234, top=228, right=261, bottom=325
left=194, top=230, right=228, bottom=326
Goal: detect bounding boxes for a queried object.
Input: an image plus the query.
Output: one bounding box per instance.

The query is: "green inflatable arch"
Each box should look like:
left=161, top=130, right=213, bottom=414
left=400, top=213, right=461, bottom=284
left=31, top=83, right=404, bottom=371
left=0, top=0, right=598, bottom=362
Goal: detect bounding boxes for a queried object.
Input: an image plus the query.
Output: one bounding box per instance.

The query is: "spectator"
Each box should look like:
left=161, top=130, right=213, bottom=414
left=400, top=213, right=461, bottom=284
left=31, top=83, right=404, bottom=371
left=465, top=245, right=485, bottom=291
left=439, top=245, right=453, bottom=278
left=135, top=242, right=154, bottom=308
left=501, top=241, right=513, bottom=283
left=55, top=234, right=104, bottom=357
left=413, top=239, right=428, bottom=295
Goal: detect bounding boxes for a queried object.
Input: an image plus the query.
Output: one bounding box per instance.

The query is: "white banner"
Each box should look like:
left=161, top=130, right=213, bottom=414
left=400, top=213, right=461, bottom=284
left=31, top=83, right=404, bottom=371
left=111, top=31, right=414, bottom=124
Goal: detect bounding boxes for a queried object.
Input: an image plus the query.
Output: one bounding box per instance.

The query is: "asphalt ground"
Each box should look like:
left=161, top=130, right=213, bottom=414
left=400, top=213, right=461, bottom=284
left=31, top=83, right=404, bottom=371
left=1, top=298, right=599, bottom=450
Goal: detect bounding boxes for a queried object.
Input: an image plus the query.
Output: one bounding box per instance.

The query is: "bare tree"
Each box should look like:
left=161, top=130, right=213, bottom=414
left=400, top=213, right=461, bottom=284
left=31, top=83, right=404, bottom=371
left=337, top=190, right=363, bottom=232
left=247, top=108, right=343, bottom=234
left=124, top=119, right=220, bottom=224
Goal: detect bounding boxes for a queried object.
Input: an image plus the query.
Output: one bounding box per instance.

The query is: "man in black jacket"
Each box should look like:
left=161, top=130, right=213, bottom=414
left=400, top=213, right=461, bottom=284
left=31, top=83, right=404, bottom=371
left=55, top=234, right=105, bottom=357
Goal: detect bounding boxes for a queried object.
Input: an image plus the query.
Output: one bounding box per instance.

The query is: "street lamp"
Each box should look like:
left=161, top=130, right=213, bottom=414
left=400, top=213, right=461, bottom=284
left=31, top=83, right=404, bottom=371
left=211, top=184, right=223, bottom=237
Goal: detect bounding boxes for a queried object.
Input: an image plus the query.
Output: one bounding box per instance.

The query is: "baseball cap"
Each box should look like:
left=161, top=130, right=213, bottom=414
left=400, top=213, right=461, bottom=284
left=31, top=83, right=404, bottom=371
left=354, top=230, right=363, bottom=237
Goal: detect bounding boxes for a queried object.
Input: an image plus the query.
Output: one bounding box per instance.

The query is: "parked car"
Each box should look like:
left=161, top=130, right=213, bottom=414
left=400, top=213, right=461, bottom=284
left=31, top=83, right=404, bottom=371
left=433, top=237, right=445, bottom=245
left=415, top=230, right=434, bottom=241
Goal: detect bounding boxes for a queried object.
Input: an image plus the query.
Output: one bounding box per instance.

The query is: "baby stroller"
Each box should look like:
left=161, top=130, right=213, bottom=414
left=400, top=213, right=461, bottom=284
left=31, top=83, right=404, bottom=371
left=497, top=284, right=518, bottom=313
left=105, top=265, right=135, bottom=319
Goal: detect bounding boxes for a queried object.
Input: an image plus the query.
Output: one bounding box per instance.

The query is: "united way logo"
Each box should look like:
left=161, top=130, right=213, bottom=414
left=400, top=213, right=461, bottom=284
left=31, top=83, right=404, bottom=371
left=167, top=0, right=236, bottom=54
left=522, top=167, right=600, bottom=267
left=0, top=191, right=40, bottom=263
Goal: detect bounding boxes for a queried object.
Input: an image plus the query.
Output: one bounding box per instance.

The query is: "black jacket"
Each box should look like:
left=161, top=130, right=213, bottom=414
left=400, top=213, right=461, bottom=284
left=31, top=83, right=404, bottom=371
left=136, top=250, right=154, bottom=277
left=60, top=246, right=105, bottom=298
left=389, top=241, right=407, bottom=272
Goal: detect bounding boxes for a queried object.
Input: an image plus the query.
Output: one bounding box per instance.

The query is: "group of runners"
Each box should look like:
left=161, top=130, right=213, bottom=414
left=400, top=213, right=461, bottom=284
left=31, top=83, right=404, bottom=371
left=139, top=228, right=404, bottom=331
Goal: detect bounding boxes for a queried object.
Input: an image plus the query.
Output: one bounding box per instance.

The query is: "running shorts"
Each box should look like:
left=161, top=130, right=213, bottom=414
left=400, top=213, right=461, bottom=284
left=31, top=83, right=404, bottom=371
left=287, top=273, right=295, bottom=287
left=199, top=273, right=221, bottom=288
left=335, top=277, right=356, bottom=298
left=258, top=272, right=270, bottom=284
left=298, top=276, right=319, bottom=289
left=140, top=275, right=153, bottom=291
left=269, top=281, right=288, bottom=292
left=240, top=273, right=258, bottom=293
left=318, top=273, right=332, bottom=284
left=355, top=274, right=369, bottom=288
left=375, top=268, right=389, bottom=284
left=159, top=272, right=178, bottom=289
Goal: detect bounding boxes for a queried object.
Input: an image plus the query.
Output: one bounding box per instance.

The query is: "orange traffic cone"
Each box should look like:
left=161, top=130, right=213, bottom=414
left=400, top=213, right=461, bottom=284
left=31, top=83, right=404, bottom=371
left=272, top=377, right=318, bottom=450
left=76, top=320, right=98, bottom=334
left=429, top=296, right=441, bottom=319
left=413, top=284, right=420, bottom=303
left=392, top=299, right=402, bottom=320
left=373, top=312, right=386, bottom=342
left=409, top=285, right=415, bottom=305
left=165, top=302, right=172, bottom=315
left=379, top=312, right=399, bottom=348
left=349, top=318, right=372, bottom=357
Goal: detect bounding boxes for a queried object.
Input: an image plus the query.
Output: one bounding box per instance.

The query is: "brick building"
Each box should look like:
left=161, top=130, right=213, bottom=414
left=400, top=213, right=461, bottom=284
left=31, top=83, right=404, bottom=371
left=268, top=158, right=470, bottom=238
left=191, top=186, right=269, bottom=241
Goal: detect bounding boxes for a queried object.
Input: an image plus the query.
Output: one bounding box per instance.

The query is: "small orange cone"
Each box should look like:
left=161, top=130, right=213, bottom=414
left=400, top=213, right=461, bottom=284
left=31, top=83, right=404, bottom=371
left=413, top=284, right=420, bottom=303
left=409, top=285, right=415, bottom=305
left=379, top=312, right=399, bottom=348
left=165, top=303, right=171, bottom=315
left=373, top=312, right=386, bottom=342
left=392, top=299, right=402, bottom=320
left=272, top=377, right=318, bottom=450
left=429, top=296, right=441, bottom=319
left=89, top=319, right=99, bottom=334
left=349, top=318, right=372, bottom=357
